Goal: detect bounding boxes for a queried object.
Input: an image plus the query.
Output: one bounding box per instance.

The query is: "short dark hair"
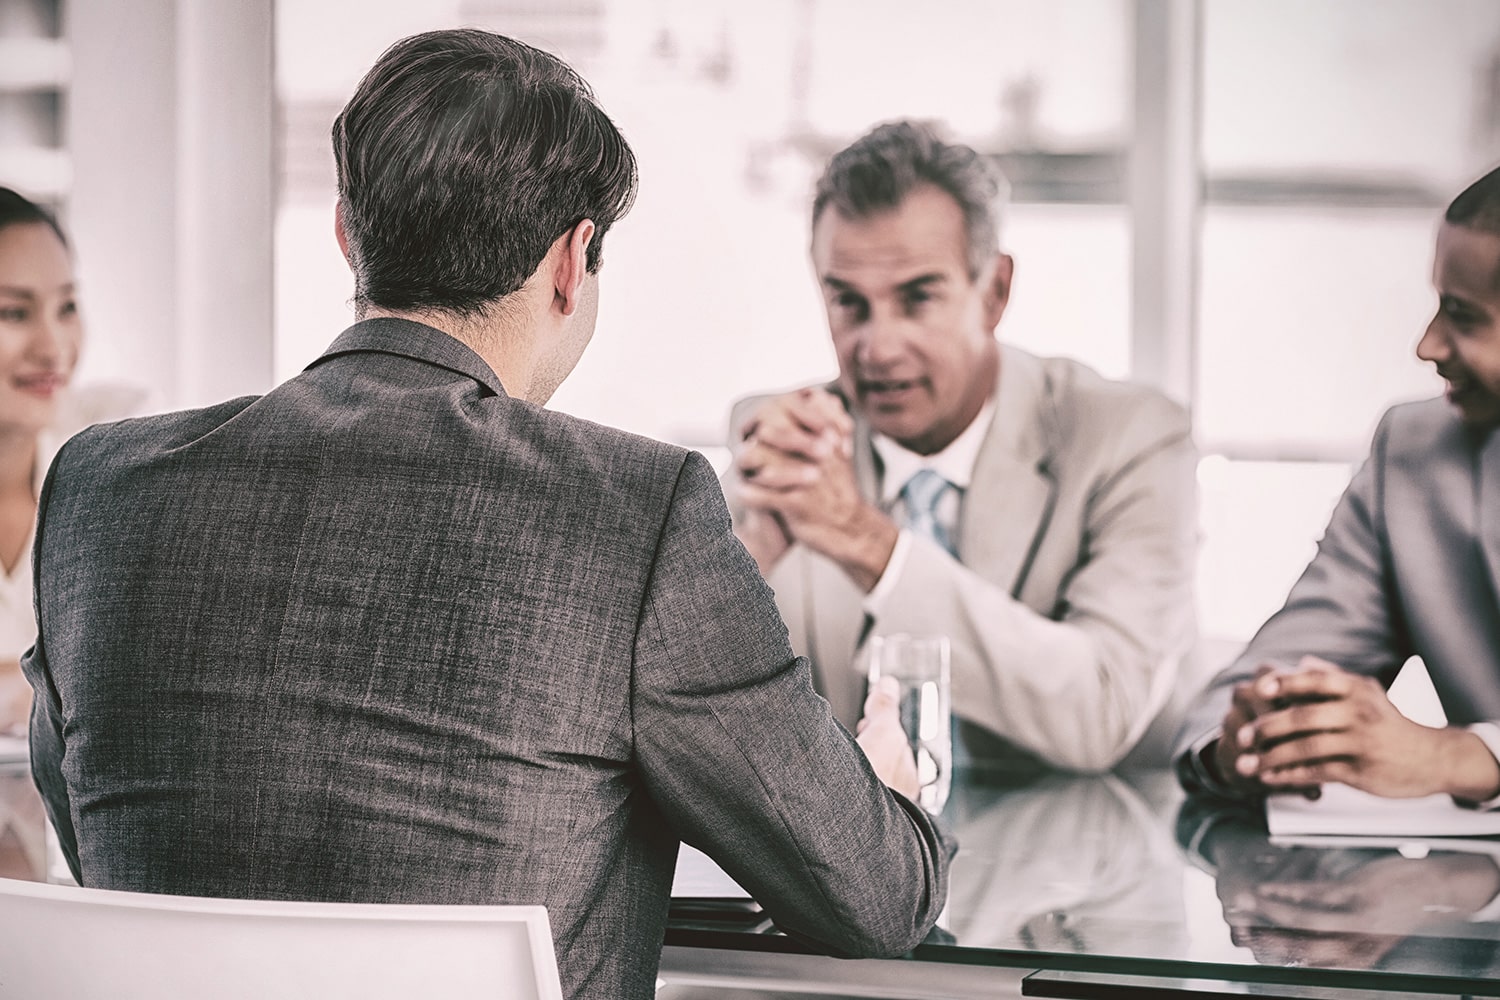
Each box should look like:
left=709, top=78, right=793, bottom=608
left=0, top=186, right=68, bottom=247
left=332, top=29, right=638, bottom=317
left=1447, top=164, right=1500, bottom=237
left=812, top=120, right=1007, bottom=276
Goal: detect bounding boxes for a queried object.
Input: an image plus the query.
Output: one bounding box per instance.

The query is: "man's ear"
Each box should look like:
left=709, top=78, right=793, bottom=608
left=983, top=253, right=1014, bottom=330
left=553, top=219, right=597, bottom=316
left=334, top=200, right=352, bottom=265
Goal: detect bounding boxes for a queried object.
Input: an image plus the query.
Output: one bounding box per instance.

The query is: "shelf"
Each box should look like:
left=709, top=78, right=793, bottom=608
left=0, top=145, right=71, bottom=197
left=0, top=37, right=70, bottom=90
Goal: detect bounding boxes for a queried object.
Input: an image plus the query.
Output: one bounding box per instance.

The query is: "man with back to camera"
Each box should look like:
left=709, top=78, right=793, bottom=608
left=724, top=121, right=1200, bottom=773
left=20, top=30, right=950, bottom=1000
left=1176, top=164, right=1500, bottom=807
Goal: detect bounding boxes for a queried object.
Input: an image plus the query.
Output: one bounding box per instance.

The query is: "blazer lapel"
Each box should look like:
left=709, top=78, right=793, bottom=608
left=1479, top=429, right=1500, bottom=605
left=961, top=347, right=1059, bottom=597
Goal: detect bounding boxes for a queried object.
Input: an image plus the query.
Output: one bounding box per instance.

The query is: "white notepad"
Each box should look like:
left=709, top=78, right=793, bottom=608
left=1266, top=782, right=1500, bottom=839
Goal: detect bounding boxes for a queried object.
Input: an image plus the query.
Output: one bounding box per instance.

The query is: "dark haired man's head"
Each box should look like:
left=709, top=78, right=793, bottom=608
left=1446, top=164, right=1500, bottom=238
left=0, top=187, right=67, bottom=247
left=809, top=121, right=1014, bottom=455
left=332, top=29, right=637, bottom=319
left=811, top=121, right=1006, bottom=278
left=1419, top=164, right=1500, bottom=426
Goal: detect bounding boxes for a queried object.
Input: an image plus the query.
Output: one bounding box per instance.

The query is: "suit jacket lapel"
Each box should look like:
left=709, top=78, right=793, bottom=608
left=961, top=346, right=1059, bottom=597
left=1479, top=428, right=1500, bottom=606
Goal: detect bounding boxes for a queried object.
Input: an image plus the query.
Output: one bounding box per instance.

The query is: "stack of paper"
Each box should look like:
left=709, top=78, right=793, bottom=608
left=1267, top=782, right=1500, bottom=840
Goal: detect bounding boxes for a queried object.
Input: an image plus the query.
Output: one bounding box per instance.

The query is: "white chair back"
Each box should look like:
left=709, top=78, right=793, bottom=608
left=0, top=877, right=562, bottom=1000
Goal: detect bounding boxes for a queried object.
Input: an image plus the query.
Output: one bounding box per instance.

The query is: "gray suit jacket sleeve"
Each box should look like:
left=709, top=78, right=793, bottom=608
left=634, top=451, right=948, bottom=956
left=21, top=436, right=81, bottom=883
left=1175, top=413, right=1409, bottom=794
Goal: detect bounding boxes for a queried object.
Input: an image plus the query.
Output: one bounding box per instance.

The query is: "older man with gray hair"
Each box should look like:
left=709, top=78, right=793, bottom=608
left=726, top=120, right=1200, bottom=773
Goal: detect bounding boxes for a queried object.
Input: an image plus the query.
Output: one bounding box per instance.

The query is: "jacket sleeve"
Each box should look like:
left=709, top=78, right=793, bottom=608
left=19, top=435, right=82, bottom=883
left=869, top=402, right=1200, bottom=773
left=633, top=450, right=949, bottom=957
left=1174, top=412, right=1410, bottom=794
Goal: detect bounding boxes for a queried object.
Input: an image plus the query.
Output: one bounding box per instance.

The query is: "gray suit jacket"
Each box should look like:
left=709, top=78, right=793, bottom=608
left=727, top=347, right=1201, bottom=773
left=1176, top=399, right=1500, bottom=782
left=23, top=320, right=948, bottom=1000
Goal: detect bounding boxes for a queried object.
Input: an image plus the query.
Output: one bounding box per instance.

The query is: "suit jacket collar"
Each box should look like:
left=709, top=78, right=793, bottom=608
left=984, top=344, right=1059, bottom=470
left=308, top=318, right=509, bottom=398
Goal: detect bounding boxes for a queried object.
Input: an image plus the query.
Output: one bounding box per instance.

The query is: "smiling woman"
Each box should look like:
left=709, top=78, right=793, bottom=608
left=0, top=188, right=148, bottom=737
left=0, top=188, right=82, bottom=734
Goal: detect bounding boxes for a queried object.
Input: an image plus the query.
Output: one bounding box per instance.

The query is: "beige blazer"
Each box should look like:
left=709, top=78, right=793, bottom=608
left=727, top=346, right=1200, bottom=772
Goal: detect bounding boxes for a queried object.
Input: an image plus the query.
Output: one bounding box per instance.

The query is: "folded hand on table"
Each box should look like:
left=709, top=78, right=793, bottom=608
left=1215, top=656, right=1500, bottom=802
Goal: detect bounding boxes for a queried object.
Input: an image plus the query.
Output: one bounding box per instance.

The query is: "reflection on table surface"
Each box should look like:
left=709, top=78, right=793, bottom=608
left=1180, top=793, right=1500, bottom=981
left=671, top=767, right=1500, bottom=992
left=0, top=761, right=45, bottom=882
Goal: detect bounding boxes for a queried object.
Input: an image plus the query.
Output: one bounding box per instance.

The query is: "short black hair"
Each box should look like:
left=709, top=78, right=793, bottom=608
left=1447, top=164, right=1500, bottom=237
left=0, top=186, right=67, bottom=247
left=812, top=120, right=1007, bottom=277
left=332, top=29, right=638, bottom=317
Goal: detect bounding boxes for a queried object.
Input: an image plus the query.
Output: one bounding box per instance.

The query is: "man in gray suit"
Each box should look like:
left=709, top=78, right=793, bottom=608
left=725, top=121, right=1199, bottom=773
left=21, top=30, right=948, bottom=1000
left=1177, top=164, right=1500, bottom=806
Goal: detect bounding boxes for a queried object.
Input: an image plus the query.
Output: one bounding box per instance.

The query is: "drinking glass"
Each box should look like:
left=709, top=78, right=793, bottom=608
left=865, top=633, right=951, bottom=815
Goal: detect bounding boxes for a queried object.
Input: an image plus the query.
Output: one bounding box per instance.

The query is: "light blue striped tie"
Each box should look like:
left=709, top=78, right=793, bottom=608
left=900, top=469, right=956, bottom=556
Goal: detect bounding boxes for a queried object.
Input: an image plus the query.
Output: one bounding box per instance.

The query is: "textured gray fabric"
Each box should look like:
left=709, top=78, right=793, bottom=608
left=23, top=319, right=948, bottom=1000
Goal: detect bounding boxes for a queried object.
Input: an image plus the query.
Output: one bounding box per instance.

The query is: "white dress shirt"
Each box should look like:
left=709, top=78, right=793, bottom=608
left=864, top=398, right=995, bottom=612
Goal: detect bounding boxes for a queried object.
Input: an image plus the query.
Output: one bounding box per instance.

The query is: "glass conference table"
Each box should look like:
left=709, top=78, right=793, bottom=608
left=659, top=768, right=1500, bottom=999
left=7, top=755, right=1500, bottom=998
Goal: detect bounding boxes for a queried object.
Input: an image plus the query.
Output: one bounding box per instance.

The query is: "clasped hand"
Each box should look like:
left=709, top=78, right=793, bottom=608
left=732, top=388, right=896, bottom=591
left=1213, top=656, right=1500, bottom=802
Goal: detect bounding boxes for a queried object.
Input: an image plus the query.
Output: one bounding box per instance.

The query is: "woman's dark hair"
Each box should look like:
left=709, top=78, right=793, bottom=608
left=332, top=29, right=638, bottom=318
left=0, top=187, right=67, bottom=247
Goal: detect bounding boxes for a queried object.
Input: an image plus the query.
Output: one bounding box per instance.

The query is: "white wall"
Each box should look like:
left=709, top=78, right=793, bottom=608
left=67, top=0, right=274, bottom=409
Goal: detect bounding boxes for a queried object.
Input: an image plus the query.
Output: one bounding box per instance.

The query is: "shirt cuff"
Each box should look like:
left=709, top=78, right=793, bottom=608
left=862, top=528, right=913, bottom=616
left=1461, top=722, right=1500, bottom=811
left=1176, top=728, right=1253, bottom=801
left=1470, top=881, right=1500, bottom=924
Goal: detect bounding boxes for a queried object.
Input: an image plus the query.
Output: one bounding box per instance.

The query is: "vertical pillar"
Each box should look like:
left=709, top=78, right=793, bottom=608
left=175, top=0, right=276, bottom=407
left=66, top=0, right=274, bottom=409
left=1129, top=0, right=1201, bottom=409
